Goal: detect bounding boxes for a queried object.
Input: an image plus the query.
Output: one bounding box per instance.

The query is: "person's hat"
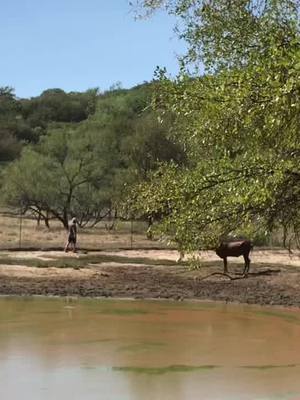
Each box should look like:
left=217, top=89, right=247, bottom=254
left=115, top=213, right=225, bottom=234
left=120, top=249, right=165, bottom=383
left=71, top=217, right=77, bottom=224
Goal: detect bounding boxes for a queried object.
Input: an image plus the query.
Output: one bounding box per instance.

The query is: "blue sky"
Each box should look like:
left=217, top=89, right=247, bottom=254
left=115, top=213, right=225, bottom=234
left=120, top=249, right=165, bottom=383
left=0, top=0, right=185, bottom=98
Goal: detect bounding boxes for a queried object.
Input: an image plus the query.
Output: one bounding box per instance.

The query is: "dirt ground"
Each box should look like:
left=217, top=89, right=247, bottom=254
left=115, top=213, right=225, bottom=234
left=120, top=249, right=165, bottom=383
left=1, top=247, right=300, bottom=308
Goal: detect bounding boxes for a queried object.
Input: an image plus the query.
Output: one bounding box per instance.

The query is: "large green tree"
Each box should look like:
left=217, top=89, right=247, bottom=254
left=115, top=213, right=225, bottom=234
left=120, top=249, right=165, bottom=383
left=130, top=0, right=300, bottom=250
left=2, top=125, right=111, bottom=229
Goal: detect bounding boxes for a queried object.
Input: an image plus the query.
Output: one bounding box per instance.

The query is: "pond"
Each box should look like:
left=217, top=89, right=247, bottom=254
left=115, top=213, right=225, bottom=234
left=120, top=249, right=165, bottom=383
left=0, top=297, right=300, bottom=400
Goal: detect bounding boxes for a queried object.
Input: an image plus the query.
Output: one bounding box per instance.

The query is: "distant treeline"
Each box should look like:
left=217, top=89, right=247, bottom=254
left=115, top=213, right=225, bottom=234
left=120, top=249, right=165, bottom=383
left=0, top=86, right=98, bottom=161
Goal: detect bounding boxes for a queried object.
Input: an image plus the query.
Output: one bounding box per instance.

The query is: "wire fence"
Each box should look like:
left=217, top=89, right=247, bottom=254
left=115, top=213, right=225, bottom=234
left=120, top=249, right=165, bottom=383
left=0, top=211, right=161, bottom=251
left=0, top=210, right=292, bottom=252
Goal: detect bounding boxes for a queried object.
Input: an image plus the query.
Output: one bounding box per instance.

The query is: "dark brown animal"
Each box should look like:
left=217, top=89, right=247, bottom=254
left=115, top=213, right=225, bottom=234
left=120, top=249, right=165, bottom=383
left=215, top=240, right=253, bottom=276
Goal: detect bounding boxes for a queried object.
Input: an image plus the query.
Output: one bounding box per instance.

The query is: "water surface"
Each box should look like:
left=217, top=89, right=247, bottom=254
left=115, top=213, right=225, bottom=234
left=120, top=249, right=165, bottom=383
left=0, top=297, right=300, bottom=400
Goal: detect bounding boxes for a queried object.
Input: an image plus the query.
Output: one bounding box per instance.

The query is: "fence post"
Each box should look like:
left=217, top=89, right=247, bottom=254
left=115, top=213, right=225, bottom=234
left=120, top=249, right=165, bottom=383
left=130, top=219, right=133, bottom=249
left=19, top=211, right=23, bottom=249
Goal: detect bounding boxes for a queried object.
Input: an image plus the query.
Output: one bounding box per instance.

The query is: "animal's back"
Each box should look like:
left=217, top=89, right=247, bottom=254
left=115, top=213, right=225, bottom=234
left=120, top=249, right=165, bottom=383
left=216, top=240, right=253, bottom=258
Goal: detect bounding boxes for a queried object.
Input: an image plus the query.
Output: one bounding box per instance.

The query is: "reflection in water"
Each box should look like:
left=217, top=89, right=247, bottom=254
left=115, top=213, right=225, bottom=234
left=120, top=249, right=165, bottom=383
left=0, top=297, right=300, bottom=399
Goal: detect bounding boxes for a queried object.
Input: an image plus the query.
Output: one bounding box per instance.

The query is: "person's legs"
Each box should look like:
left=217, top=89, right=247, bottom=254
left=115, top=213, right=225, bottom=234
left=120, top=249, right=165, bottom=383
left=69, top=239, right=76, bottom=253
left=64, top=241, right=70, bottom=252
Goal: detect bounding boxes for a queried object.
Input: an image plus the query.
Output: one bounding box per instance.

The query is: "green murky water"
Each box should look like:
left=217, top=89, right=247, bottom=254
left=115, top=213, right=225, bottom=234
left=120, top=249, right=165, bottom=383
left=0, top=297, right=300, bottom=400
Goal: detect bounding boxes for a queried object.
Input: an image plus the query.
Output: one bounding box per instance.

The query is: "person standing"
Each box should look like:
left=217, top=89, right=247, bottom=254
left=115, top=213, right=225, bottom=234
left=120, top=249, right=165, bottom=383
left=64, top=217, right=77, bottom=253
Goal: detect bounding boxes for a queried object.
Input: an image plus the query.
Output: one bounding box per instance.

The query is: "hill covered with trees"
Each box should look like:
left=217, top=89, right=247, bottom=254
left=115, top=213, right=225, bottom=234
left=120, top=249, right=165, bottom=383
left=0, top=86, right=98, bottom=162
left=0, top=83, right=185, bottom=228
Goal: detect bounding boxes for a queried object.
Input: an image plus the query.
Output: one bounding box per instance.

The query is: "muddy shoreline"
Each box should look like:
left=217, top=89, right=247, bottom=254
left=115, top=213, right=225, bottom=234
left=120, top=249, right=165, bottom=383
left=0, top=249, right=300, bottom=307
left=0, top=266, right=298, bottom=307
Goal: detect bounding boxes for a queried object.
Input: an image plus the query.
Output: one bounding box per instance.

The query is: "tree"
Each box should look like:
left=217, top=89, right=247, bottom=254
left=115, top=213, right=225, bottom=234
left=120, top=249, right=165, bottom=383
left=21, top=88, right=99, bottom=130
left=0, top=128, right=22, bottom=162
left=89, top=83, right=186, bottom=205
left=0, top=86, right=101, bottom=166
left=1, top=82, right=186, bottom=230
left=130, top=0, right=300, bottom=250
left=2, top=125, right=112, bottom=229
left=0, top=87, right=24, bottom=161
left=133, top=1, right=299, bottom=70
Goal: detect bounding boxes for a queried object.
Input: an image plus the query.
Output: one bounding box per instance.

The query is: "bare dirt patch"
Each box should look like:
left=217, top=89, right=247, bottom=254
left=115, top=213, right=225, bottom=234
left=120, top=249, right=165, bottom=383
left=101, top=248, right=300, bottom=267
left=0, top=248, right=300, bottom=307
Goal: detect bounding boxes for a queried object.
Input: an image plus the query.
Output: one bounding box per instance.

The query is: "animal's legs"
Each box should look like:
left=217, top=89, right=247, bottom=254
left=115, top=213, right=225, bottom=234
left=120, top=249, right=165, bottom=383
left=243, top=253, right=251, bottom=276
left=223, top=257, right=228, bottom=274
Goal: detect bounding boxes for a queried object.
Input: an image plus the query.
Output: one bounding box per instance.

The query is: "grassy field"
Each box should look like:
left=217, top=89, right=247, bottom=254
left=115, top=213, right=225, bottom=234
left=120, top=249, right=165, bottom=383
left=0, top=214, right=163, bottom=251
left=0, top=212, right=294, bottom=252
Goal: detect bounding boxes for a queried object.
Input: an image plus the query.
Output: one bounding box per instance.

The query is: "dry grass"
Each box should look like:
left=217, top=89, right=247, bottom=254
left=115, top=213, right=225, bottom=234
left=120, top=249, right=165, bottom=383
left=0, top=214, right=163, bottom=251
